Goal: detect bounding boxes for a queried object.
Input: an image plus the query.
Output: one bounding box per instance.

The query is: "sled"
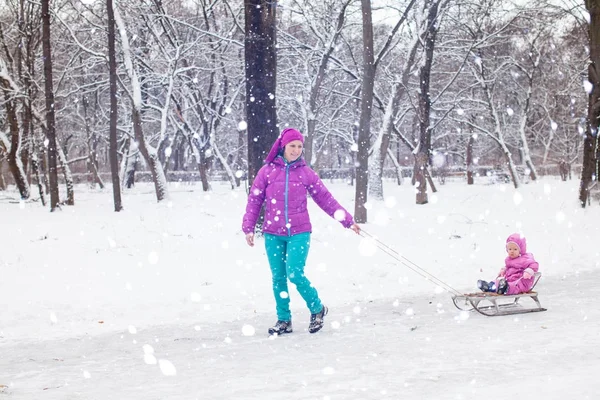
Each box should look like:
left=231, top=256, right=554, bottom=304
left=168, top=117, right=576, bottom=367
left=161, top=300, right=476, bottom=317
left=452, top=272, right=546, bottom=317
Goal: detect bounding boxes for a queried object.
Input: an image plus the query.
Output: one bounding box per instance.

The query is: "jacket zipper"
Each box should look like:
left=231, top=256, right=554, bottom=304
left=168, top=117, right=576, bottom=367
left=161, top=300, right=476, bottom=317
left=281, top=156, right=299, bottom=236
left=284, top=162, right=290, bottom=236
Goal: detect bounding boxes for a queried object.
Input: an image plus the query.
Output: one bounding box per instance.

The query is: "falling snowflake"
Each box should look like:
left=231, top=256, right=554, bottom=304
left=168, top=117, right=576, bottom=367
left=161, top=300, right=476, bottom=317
left=159, top=359, right=177, bottom=376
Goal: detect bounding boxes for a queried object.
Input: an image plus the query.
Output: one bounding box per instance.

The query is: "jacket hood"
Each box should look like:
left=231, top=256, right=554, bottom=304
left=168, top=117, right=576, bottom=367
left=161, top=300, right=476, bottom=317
left=506, top=233, right=527, bottom=254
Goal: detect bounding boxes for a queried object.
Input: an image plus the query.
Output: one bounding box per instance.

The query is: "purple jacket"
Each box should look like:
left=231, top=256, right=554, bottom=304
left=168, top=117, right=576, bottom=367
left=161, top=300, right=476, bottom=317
left=242, top=156, right=354, bottom=236
left=502, top=233, right=539, bottom=295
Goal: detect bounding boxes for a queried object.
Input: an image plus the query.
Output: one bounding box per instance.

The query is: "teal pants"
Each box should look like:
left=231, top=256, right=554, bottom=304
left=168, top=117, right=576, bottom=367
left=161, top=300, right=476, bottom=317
left=264, top=232, right=322, bottom=321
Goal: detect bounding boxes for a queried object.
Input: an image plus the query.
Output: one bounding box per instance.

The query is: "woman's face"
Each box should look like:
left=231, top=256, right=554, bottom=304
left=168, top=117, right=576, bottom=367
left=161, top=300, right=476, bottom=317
left=283, top=140, right=303, bottom=162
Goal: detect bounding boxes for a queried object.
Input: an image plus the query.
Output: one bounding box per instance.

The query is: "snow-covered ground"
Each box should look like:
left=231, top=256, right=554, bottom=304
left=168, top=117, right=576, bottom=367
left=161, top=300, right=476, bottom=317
left=1, top=177, right=599, bottom=399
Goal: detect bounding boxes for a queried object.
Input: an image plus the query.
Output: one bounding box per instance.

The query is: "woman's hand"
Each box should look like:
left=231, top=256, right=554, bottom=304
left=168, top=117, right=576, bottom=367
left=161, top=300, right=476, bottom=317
left=245, top=233, right=255, bottom=247
left=349, top=223, right=361, bottom=235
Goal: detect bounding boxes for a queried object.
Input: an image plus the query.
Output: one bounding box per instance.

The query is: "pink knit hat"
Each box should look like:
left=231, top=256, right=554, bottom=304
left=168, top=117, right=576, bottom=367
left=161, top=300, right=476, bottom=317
left=506, top=233, right=526, bottom=254
left=264, top=128, right=304, bottom=163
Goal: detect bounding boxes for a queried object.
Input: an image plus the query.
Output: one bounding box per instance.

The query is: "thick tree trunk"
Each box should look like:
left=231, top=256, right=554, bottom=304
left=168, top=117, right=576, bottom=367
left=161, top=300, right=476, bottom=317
left=354, top=0, right=375, bottom=223
left=244, top=0, right=278, bottom=185
left=581, top=0, right=600, bottom=207
left=41, top=0, right=60, bottom=210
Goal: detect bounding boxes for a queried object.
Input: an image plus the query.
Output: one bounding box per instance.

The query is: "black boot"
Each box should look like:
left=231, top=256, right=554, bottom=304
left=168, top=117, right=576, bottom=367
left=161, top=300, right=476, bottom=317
left=268, top=320, right=292, bottom=336
left=477, top=280, right=497, bottom=293
left=477, top=280, right=489, bottom=292
left=308, top=305, right=328, bottom=334
left=497, top=278, right=508, bottom=295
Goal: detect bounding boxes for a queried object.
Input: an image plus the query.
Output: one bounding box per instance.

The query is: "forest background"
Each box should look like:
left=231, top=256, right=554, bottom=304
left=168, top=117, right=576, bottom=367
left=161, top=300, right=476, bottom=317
left=1, top=0, right=599, bottom=218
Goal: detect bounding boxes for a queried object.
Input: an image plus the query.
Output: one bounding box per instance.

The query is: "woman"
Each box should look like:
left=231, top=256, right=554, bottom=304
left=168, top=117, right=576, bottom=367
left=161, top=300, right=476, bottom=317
left=242, top=127, right=360, bottom=335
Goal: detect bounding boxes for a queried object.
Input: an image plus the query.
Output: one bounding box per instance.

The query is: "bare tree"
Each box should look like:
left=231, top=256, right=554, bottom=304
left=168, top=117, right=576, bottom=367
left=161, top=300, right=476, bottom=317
left=107, top=0, right=122, bottom=211
left=368, top=0, right=418, bottom=200
left=113, top=2, right=168, bottom=202
left=41, top=0, right=60, bottom=210
left=353, top=0, right=375, bottom=224
left=0, top=48, right=30, bottom=199
left=415, top=0, right=443, bottom=204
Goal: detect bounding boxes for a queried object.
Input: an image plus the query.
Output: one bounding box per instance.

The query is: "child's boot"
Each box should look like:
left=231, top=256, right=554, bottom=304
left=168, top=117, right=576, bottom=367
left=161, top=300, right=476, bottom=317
left=497, top=278, right=508, bottom=295
left=477, top=280, right=497, bottom=292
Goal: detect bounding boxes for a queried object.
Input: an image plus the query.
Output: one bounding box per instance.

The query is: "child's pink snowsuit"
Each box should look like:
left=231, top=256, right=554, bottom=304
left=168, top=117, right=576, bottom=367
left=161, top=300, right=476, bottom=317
left=501, top=233, right=539, bottom=295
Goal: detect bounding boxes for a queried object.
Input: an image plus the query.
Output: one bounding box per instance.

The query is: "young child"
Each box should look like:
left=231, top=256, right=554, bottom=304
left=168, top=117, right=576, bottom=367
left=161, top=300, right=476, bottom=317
left=477, top=233, right=539, bottom=295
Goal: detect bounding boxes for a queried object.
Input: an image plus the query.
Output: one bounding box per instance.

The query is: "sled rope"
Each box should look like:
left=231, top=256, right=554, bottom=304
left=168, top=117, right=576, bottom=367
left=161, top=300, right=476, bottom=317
left=359, top=229, right=463, bottom=296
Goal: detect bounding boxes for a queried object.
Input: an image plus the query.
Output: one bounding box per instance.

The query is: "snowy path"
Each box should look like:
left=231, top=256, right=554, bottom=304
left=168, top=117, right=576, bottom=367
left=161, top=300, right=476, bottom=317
left=2, top=270, right=599, bottom=400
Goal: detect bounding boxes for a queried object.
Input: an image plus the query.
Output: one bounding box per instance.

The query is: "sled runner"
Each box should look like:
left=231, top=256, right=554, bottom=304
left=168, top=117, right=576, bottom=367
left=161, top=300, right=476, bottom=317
left=452, top=272, right=546, bottom=317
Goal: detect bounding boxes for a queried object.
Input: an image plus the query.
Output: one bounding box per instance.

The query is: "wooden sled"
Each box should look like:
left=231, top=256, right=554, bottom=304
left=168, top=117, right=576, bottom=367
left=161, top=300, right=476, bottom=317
left=452, top=272, right=546, bottom=317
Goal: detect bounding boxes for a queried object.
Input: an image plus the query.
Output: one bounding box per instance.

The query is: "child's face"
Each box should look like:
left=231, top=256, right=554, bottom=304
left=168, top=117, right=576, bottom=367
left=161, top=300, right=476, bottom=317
left=506, top=243, right=520, bottom=259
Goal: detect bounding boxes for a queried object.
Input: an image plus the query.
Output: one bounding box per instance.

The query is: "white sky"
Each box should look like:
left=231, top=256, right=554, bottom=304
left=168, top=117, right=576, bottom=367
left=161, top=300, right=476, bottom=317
left=1, top=177, right=599, bottom=398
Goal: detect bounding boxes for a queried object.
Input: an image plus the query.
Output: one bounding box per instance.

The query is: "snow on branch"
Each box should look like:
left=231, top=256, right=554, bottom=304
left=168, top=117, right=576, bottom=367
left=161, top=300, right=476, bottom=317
left=113, top=1, right=143, bottom=110
left=52, top=11, right=106, bottom=60
left=0, top=130, right=10, bottom=152
left=0, top=58, right=21, bottom=94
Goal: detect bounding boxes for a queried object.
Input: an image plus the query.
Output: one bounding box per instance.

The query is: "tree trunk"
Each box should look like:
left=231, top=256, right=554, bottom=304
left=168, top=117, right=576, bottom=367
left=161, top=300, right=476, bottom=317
left=193, top=135, right=211, bottom=192
left=0, top=157, right=7, bottom=190
left=368, top=86, right=395, bottom=201
left=81, top=92, right=105, bottom=190
left=31, top=151, right=47, bottom=206
left=415, top=0, right=440, bottom=205
left=581, top=0, right=600, bottom=207
left=517, top=82, right=538, bottom=181
left=244, top=0, right=278, bottom=185
left=132, top=107, right=169, bottom=201
left=212, top=140, right=237, bottom=190
left=386, top=147, right=403, bottom=186
left=31, top=130, right=48, bottom=206
left=122, top=140, right=139, bottom=189
left=466, top=133, right=474, bottom=185
left=57, top=145, right=74, bottom=205
left=41, top=0, right=60, bottom=210
left=0, top=73, right=30, bottom=199
left=354, top=0, right=375, bottom=223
